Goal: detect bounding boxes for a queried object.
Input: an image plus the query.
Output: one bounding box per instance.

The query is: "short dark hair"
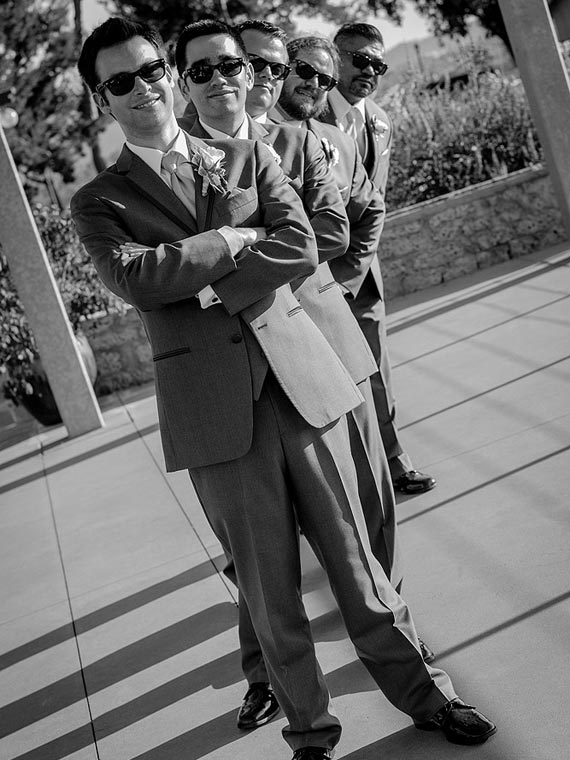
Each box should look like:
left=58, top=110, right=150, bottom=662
left=78, top=17, right=165, bottom=93
left=175, top=19, right=248, bottom=76
left=334, top=22, right=385, bottom=48
left=235, top=19, right=288, bottom=44
left=287, top=36, right=340, bottom=79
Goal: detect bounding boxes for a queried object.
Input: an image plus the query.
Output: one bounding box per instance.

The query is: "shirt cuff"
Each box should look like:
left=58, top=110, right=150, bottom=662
left=197, top=285, right=221, bottom=309
left=218, top=226, right=245, bottom=258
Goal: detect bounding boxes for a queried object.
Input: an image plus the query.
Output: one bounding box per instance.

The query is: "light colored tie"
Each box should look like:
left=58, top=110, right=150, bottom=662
left=160, top=150, right=196, bottom=219
left=344, top=107, right=367, bottom=161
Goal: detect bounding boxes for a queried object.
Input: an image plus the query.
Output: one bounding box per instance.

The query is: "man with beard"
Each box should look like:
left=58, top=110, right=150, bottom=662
left=316, top=23, right=438, bottom=497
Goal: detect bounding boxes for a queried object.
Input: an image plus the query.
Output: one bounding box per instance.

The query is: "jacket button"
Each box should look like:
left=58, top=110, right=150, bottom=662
left=231, top=334, right=243, bottom=343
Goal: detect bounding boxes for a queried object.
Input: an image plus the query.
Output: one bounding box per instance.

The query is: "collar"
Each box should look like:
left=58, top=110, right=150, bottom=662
left=269, top=103, right=304, bottom=128
left=126, top=130, right=189, bottom=177
left=328, top=87, right=366, bottom=121
left=252, top=112, right=268, bottom=124
left=197, top=116, right=249, bottom=140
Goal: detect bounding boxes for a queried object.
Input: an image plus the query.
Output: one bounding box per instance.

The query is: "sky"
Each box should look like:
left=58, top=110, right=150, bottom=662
left=83, top=0, right=431, bottom=52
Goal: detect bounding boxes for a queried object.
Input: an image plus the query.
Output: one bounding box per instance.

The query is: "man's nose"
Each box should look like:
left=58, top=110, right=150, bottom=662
left=133, top=74, right=152, bottom=93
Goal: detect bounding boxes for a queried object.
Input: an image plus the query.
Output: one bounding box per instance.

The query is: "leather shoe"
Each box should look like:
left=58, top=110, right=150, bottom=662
left=292, top=749, right=334, bottom=759
left=419, top=638, right=435, bottom=663
left=393, top=470, right=436, bottom=495
left=237, top=682, right=280, bottom=730
left=415, top=698, right=497, bottom=745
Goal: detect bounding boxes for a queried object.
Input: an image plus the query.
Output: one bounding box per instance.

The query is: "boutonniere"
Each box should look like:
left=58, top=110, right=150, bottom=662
left=190, top=143, right=228, bottom=196
left=320, top=137, right=340, bottom=167
left=371, top=114, right=389, bottom=141
left=264, top=142, right=282, bottom=166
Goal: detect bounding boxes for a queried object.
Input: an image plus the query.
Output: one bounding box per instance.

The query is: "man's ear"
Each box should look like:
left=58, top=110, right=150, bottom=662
left=93, top=90, right=112, bottom=116
left=245, top=62, right=254, bottom=92
left=165, top=63, right=175, bottom=90
left=178, top=75, right=191, bottom=101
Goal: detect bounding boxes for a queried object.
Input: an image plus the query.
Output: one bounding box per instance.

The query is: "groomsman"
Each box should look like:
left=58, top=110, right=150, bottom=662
left=317, top=22, right=438, bottom=495
left=178, top=16, right=404, bottom=729
left=172, top=20, right=496, bottom=757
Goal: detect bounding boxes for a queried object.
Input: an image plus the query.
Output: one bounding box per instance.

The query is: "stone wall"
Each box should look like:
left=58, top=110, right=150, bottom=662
left=380, top=165, right=567, bottom=299
left=85, top=165, right=568, bottom=395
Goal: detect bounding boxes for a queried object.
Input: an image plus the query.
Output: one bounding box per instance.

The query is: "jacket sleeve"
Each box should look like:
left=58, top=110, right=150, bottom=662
left=70, top=187, right=238, bottom=312
left=328, top=151, right=385, bottom=299
left=209, top=140, right=318, bottom=316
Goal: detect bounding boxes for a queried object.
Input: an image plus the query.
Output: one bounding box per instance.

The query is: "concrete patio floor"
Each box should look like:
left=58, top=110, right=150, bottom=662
left=1, top=243, right=569, bottom=760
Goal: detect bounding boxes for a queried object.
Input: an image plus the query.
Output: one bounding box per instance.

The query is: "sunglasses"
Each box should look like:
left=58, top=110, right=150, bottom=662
left=182, top=57, right=245, bottom=84
left=339, top=50, right=388, bottom=76
left=294, top=60, right=337, bottom=91
left=249, top=55, right=291, bottom=81
left=96, top=58, right=167, bottom=97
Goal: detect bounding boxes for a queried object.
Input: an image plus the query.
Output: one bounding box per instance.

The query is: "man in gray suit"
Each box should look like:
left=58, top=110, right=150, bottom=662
left=319, top=23, right=437, bottom=495
left=72, top=17, right=496, bottom=760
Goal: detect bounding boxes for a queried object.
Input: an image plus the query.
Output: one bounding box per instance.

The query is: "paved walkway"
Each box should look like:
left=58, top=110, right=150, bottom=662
left=1, top=244, right=569, bottom=760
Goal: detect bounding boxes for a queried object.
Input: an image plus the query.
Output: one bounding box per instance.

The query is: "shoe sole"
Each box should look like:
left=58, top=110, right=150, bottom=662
left=415, top=723, right=497, bottom=745
left=394, top=481, right=437, bottom=495
left=237, top=705, right=281, bottom=730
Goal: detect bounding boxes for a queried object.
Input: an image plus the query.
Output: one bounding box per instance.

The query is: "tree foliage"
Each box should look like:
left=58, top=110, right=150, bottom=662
left=413, top=1, right=511, bottom=56
left=105, top=0, right=510, bottom=57
left=104, top=0, right=405, bottom=49
left=0, top=0, right=104, bottom=191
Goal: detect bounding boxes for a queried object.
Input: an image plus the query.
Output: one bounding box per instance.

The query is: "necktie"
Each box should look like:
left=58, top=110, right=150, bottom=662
left=161, top=150, right=196, bottom=219
left=344, top=107, right=367, bottom=161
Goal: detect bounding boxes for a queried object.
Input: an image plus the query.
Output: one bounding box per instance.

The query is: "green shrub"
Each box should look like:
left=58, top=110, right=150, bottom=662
left=384, top=64, right=543, bottom=210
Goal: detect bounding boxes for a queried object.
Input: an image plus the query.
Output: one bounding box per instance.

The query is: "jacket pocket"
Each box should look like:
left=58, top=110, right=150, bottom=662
left=287, top=305, right=304, bottom=317
left=318, top=281, right=339, bottom=294
left=153, top=347, right=191, bottom=362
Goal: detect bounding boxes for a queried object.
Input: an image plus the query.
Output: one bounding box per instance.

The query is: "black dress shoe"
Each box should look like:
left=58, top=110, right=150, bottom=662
left=237, top=682, right=280, bottom=729
left=393, top=470, right=436, bottom=495
left=419, top=638, right=435, bottom=663
left=415, top=698, right=497, bottom=745
left=292, top=748, right=334, bottom=759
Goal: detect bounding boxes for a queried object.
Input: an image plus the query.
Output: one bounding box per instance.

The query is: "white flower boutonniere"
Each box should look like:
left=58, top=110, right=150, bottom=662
left=264, top=142, right=282, bottom=166
left=320, top=137, right=340, bottom=168
left=190, top=144, right=228, bottom=196
left=371, top=114, right=389, bottom=141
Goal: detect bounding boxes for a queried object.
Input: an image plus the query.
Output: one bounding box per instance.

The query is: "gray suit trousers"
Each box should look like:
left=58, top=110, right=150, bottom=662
left=189, top=374, right=454, bottom=752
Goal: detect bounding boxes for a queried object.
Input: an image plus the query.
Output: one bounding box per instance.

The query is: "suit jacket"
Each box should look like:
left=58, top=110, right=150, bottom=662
left=180, top=110, right=378, bottom=385
left=320, top=91, right=393, bottom=195
left=71, top=133, right=363, bottom=471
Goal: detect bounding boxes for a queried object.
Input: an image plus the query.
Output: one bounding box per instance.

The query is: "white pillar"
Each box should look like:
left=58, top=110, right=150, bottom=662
left=0, top=126, right=104, bottom=437
left=498, top=0, right=570, bottom=235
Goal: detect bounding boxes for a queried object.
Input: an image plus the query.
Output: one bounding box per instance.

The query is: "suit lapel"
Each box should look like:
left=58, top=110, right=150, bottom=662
left=363, top=102, right=378, bottom=179
left=181, top=128, right=223, bottom=232
left=117, top=146, right=198, bottom=235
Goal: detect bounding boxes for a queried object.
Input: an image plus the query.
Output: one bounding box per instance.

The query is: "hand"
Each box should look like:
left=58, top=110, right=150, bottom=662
left=119, top=241, right=148, bottom=257
left=236, top=227, right=268, bottom=247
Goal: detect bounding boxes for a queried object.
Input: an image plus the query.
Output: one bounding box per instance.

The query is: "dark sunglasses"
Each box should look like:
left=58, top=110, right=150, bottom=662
left=249, top=55, right=291, bottom=81
left=182, top=57, right=245, bottom=84
left=339, top=50, right=388, bottom=76
left=96, top=58, right=167, bottom=97
left=294, top=60, right=337, bottom=91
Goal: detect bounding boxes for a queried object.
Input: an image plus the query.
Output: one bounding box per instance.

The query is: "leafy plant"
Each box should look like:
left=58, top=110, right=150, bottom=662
left=0, top=203, right=126, bottom=405
left=383, top=47, right=543, bottom=210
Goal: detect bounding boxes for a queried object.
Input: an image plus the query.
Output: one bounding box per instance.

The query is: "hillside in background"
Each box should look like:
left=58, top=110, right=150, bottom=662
left=378, top=18, right=514, bottom=98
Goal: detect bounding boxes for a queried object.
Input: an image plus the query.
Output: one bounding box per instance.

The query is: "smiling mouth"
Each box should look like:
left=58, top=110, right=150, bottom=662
left=133, top=97, right=160, bottom=109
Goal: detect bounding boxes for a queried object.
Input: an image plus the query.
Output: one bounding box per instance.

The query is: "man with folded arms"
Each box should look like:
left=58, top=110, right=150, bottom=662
left=169, top=19, right=496, bottom=758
